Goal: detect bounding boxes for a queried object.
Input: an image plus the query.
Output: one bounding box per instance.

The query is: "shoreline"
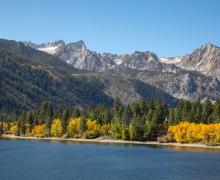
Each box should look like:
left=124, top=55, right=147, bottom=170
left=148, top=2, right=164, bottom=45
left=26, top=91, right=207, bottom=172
left=1, top=134, right=220, bottom=149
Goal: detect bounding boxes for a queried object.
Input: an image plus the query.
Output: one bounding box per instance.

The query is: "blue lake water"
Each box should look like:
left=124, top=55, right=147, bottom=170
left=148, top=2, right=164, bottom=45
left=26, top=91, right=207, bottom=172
left=0, top=139, right=220, bottom=180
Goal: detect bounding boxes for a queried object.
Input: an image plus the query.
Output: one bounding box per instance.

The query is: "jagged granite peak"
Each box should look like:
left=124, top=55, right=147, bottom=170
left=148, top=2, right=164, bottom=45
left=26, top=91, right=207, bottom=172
left=120, top=51, right=177, bottom=72
left=23, top=41, right=39, bottom=49
left=1, top=38, right=220, bottom=105
left=160, top=43, right=220, bottom=79
left=23, top=39, right=65, bottom=48
left=176, top=43, right=220, bottom=79
left=201, top=42, right=218, bottom=50
left=67, top=40, right=86, bottom=49
left=24, top=40, right=220, bottom=79
left=23, top=40, right=65, bottom=55
left=25, top=40, right=178, bottom=73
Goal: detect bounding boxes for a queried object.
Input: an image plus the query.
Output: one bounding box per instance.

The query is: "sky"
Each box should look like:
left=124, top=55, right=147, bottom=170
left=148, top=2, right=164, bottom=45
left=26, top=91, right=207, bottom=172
left=0, top=0, right=220, bottom=57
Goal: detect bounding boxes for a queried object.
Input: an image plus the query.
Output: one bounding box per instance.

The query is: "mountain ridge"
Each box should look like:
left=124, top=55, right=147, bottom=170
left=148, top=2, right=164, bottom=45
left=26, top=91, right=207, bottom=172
left=24, top=40, right=220, bottom=80
left=23, top=40, right=179, bottom=73
left=22, top=39, right=220, bottom=102
left=0, top=39, right=179, bottom=111
left=1, top=38, right=220, bottom=112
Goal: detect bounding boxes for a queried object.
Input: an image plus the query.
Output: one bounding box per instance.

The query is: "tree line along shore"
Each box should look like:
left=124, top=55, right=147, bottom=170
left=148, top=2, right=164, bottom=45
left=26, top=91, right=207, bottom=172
left=1, top=98, right=220, bottom=146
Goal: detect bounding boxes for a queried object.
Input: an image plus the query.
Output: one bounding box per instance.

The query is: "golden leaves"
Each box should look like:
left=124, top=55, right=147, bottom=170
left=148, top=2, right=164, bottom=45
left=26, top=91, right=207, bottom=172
left=168, top=122, right=220, bottom=145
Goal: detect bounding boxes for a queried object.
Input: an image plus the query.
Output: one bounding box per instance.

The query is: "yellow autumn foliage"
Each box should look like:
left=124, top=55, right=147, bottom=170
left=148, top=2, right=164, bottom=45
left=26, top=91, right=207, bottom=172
left=50, top=119, right=62, bottom=137
left=2, top=122, right=11, bottom=132
left=86, top=120, right=111, bottom=136
left=100, top=124, right=111, bottom=136
left=168, top=122, right=220, bottom=145
left=9, top=123, right=18, bottom=135
left=67, top=118, right=80, bottom=137
left=83, top=119, right=100, bottom=139
left=25, top=123, right=31, bottom=136
left=66, top=118, right=111, bottom=138
left=31, top=124, right=45, bottom=137
left=87, top=119, right=101, bottom=131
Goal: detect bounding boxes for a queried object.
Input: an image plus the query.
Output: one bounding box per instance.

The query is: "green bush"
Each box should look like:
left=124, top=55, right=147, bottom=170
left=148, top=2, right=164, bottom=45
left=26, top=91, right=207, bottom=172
left=84, top=130, right=100, bottom=139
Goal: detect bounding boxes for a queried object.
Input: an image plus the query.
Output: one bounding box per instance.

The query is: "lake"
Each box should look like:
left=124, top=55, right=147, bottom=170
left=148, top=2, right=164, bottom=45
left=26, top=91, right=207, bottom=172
left=0, top=139, right=220, bottom=180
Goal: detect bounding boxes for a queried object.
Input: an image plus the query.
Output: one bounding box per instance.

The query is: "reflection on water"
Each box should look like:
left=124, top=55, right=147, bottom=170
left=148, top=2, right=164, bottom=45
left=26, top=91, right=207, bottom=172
left=166, top=145, right=220, bottom=153
left=1, top=137, right=220, bottom=153
left=1, top=138, right=220, bottom=180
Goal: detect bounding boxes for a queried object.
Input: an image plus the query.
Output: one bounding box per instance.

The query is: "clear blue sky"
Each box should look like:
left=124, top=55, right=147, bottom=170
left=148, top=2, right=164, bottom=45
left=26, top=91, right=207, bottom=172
left=0, top=0, right=219, bottom=57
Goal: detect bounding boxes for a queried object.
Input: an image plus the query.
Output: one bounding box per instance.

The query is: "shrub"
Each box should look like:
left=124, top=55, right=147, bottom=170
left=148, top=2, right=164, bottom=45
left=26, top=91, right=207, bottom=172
left=9, top=124, right=18, bottom=135
left=121, top=128, right=129, bottom=140
left=84, top=130, right=100, bottom=139
left=31, top=125, right=45, bottom=137
left=168, top=122, right=220, bottom=145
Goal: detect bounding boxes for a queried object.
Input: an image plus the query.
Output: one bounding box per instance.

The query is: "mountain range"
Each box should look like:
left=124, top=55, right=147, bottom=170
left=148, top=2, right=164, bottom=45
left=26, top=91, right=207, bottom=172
left=23, top=40, right=220, bottom=80
left=24, top=40, right=220, bottom=100
left=0, top=38, right=220, bottom=111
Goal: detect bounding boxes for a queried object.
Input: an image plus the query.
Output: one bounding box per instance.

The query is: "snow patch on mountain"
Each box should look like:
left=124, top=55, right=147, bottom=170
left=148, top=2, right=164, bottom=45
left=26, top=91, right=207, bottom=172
left=159, top=57, right=183, bottom=64
left=38, top=45, right=61, bottom=55
left=114, top=58, right=124, bottom=65
left=24, top=40, right=220, bottom=79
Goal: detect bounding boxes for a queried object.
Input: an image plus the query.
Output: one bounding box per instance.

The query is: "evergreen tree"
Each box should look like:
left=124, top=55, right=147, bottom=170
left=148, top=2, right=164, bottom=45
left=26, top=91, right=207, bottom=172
left=79, top=115, right=87, bottom=134
left=96, top=105, right=105, bottom=124
left=189, top=103, right=196, bottom=122
left=17, top=116, right=21, bottom=136
left=129, top=116, right=145, bottom=140
left=26, top=111, right=34, bottom=128
left=113, top=97, right=121, bottom=114
left=129, top=121, right=138, bottom=140
left=202, top=99, right=212, bottom=123
left=20, top=111, right=26, bottom=136
left=61, top=109, right=69, bottom=135
left=37, top=101, right=50, bottom=124
left=181, top=100, right=191, bottom=120
left=45, top=105, right=53, bottom=137
left=87, top=105, right=96, bottom=120
left=212, top=100, right=220, bottom=123
left=0, top=114, right=3, bottom=134
left=73, top=107, right=81, bottom=118
left=168, top=109, right=176, bottom=125
left=0, top=122, right=3, bottom=134
left=103, top=108, right=112, bottom=124
left=144, top=121, right=157, bottom=140
left=121, top=105, right=132, bottom=128
left=139, top=98, right=148, bottom=115
left=133, top=103, right=141, bottom=117
left=194, top=101, right=202, bottom=123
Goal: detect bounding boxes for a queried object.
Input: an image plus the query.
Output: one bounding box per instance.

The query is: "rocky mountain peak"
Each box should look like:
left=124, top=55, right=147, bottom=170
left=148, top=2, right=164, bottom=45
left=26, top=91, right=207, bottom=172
left=132, top=51, right=157, bottom=58
left=50, top=40, right=65, bottom=47
left=188, top=43, right=220, bottom=79
left=67, top=40, right=86, bottom=51
left=23, top=41, right=39, bottom=49
left=24, top=40, right=220, bottom=79
left=159, top=43, right=220, bottom=79
left=2, top=38, right=220, bottom=104
left=24, top=40, right=178, bottom=72
left=201, top=43, right=218, bottom=51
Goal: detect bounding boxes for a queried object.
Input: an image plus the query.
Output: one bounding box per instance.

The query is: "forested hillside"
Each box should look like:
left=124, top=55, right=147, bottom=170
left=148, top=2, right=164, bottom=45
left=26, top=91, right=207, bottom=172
left=0, top=49, right=113, bottom=111
left=0, top=39, right=179, bottom=112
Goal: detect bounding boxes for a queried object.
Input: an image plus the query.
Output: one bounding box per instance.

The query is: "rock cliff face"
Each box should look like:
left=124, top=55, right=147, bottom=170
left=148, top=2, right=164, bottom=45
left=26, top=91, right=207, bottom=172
left=24, top=40, right=178, bottom=73
left=180, top=43, right=220, bottom=79
left=23, top=40, right=220, bottom=101
left=0, top=38, right=180, bottom=111
left=107, top=67, right=220, bottom=101
left=26, top=41, right=220, bottom=79
left=161, top=43, right=220, bottom=80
